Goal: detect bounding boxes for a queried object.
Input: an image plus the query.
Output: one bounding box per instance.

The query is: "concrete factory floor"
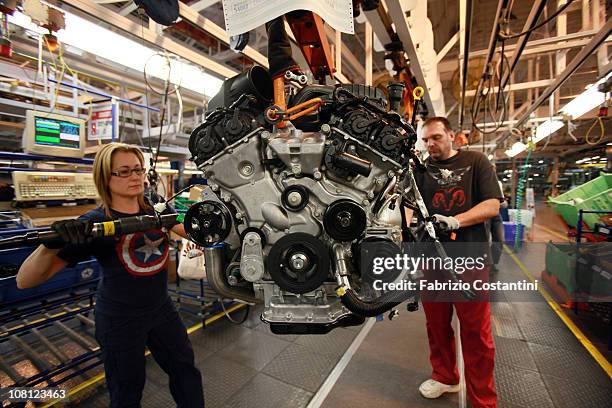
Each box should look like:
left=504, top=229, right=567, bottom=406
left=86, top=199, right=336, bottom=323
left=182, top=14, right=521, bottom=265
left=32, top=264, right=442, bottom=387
left=73, top=205, right=612, bottom=408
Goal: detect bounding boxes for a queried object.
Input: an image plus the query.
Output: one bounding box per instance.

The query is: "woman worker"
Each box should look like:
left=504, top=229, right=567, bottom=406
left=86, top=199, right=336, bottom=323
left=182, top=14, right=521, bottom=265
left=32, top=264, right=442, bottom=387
left=17, top=143, right=205, bottom=408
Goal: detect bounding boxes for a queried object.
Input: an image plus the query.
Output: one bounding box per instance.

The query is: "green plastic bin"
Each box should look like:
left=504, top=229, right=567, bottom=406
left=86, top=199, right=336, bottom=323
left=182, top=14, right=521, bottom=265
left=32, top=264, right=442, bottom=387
left=548, top=173, right=612, bottom=228
left=545, top=242, right=576, bottom=293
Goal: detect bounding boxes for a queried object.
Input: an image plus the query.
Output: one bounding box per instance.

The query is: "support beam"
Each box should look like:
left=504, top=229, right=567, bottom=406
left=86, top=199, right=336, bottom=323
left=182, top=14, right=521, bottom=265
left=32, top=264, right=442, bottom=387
left=471, top=0, right=509, bottom=116
left=465, top=79, right=554, bottom=97
left=60, top=0, right=238, bottom=78
left=592, top=0, right=609, bottom=75
left=365, top=20, right=373, bottom=86
left=188, top=0, right=219, bottom=12
left=501, top=18, right=612, bottom=145
left=458, top=0, right=472, bottom=130
left=468, top=29, right=602, bottom=58
left=335, top=30, right=342, bottom=75
left=324, top=25, right=365, bottom=81
left=437, top=31, right=459, bottom=65
left=335, top=71, right=349, bottom=84
left=363, top=5, right=392, bottom=46
left=118, top=1, right=137, bottom=16
left=385, top=0, right=437, bottom=115
left=582, top=0, right=590, bottom=29
left=178, top=3, right=268, bottom=68
left=498, top=0, right=547, bottom=97
left=556, top=0, right=568, bottom=75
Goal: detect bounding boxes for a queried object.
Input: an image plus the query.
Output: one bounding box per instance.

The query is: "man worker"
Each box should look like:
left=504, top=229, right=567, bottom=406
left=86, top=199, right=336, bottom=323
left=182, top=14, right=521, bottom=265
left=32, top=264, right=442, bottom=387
left=406, top=117, right=503, bottom=408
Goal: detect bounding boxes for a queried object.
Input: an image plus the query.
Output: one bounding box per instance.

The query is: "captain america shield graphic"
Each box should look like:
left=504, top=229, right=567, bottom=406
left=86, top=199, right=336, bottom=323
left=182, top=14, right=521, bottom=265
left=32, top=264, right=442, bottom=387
left=116, top=230, right=169, bottom=276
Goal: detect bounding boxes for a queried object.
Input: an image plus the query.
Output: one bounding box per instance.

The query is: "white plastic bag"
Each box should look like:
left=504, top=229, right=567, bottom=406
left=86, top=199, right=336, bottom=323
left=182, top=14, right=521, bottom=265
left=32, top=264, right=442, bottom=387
left=177, top=239, right=207, bottom=280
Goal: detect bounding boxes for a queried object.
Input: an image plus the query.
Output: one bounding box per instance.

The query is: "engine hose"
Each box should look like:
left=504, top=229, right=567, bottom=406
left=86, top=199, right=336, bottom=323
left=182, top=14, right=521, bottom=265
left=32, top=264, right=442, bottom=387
left=220, top=301, right=251, bottom=325
left=514, top=145, right=533, bottom=251
left=338, top=286, right=416, bottom=317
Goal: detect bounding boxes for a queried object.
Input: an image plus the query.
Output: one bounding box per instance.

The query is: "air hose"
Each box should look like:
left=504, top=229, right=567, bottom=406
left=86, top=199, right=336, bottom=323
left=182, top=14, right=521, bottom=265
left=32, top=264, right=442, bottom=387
left=514, top=142, right=533, bottom=251
left=338, top=286, right=416, bottom=317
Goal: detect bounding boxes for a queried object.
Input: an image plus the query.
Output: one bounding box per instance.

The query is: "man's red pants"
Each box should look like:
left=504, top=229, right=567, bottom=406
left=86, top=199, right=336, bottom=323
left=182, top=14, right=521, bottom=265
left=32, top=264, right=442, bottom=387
left=422, top=300, right=497, bottom=408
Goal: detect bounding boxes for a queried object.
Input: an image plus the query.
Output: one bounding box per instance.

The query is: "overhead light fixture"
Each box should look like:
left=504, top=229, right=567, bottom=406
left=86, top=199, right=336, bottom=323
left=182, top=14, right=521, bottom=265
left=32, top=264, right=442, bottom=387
left=506, top=118, right=564, bottom=157
left=538, top=160, right=544, bottom=164
left=534, top=119, right=564, bottom=143
left=560, top=72, right=612, bottom=119
left=505, top=141, right=527, bottom=158
left=534, top=173, right=540, bottom=177
left=8, top=11, right=223, bottom=97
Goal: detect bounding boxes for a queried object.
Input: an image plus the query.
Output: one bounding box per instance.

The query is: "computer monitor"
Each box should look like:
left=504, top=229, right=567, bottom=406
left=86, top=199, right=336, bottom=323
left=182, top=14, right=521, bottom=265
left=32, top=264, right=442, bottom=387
left=23, top=110, right=86, bottom=158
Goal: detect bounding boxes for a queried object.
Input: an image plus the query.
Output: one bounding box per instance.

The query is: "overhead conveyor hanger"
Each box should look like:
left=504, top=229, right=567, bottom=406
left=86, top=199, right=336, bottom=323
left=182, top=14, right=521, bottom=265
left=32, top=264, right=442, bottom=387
left=496, top=17, right=612, bottom=150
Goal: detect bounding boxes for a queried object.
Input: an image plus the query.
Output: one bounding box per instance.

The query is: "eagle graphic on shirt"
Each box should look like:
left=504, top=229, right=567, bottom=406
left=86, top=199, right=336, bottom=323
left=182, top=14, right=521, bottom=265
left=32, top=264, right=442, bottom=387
left=116, top=230, right=169, bottom=276
left=428, top=166, right=472, bottom=187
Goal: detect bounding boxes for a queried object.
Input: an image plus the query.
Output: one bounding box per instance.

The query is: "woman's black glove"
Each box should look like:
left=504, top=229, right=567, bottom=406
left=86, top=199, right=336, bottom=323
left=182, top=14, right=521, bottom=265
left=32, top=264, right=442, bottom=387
left=43, top=219, right=93, bottom=249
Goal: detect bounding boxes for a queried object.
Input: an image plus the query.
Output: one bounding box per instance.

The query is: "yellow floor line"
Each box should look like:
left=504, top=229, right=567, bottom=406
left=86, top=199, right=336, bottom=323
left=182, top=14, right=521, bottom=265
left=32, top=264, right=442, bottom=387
left=504, top=245, right=612, bottom=378
left=535, top=223, right=569, bottom=241
left=39, top=303, right=247, bottom=407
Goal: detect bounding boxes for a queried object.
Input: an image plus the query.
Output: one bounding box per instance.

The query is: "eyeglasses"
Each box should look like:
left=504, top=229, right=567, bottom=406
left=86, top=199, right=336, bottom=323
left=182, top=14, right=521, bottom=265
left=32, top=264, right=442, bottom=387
left=110, top=167, right=146, bottom=178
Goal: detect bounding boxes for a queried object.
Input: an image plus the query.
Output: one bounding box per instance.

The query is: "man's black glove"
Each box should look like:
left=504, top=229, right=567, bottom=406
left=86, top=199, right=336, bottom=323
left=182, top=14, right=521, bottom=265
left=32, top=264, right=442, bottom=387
left=43, top=219, right=93, bottom=249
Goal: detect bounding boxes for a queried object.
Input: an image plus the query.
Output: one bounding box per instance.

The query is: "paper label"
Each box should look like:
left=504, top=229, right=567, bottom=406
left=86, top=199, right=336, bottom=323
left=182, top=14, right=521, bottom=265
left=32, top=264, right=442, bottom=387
left=221, top=0, right=354, bottom=36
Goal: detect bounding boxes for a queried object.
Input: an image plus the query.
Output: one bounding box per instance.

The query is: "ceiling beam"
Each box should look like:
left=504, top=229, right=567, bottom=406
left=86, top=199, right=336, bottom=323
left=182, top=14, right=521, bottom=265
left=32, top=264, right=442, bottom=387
left=385, top=0, right=437, bottom=115
left=187, top=0, right=219, bottom=12
left=118, top=1, right=137, bottom=16
left=59, top=0, right=238, bottom=78
left=324, top=25, right=365, bottom=81
left=469, top=29, right=601, bottom=58
left=465, top=79, right=554, bottom=97
left=513, top=18, right=612, bottom=130
left=178, top=3, right=269, bottom=68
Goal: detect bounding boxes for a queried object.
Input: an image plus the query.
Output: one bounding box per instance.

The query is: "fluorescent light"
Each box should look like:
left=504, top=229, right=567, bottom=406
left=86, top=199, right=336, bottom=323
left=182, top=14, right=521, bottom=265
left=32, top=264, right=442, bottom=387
left=9, top=11, right=223, bottom=97
left=560, top=72, right=612, bottom=119
left=505, top=142, right=527, bottom=158
left=534, top=173, right=540, bottom=177
left=528, top=177, right=533, bottom=181
left=534, top=119, right=564, bottom=143
left=538, top=160, right=544, bottom=164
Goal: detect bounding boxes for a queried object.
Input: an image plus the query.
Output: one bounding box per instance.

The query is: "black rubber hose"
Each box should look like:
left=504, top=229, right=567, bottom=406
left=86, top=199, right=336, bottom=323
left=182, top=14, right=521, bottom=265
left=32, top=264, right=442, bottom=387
left=340, top=287, right=416, bottom=317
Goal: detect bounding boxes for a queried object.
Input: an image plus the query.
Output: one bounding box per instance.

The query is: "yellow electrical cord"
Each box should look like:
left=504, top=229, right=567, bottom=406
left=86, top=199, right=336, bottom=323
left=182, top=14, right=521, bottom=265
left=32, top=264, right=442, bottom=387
left=585, top=116, right=604, bottom=145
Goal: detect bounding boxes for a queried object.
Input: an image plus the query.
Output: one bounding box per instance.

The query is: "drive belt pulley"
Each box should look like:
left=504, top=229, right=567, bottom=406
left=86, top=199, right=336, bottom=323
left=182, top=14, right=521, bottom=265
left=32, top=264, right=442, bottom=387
left=323, top=199, right=367, bottom=241
left=184, top=200, right=232, bottom=246
left=267, top=233, right=330, bottom=294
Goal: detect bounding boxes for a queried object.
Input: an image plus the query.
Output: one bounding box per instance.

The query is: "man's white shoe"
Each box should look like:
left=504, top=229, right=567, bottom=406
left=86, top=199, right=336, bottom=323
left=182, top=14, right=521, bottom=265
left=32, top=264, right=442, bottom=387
left=419, top=379, right=460, bottom=399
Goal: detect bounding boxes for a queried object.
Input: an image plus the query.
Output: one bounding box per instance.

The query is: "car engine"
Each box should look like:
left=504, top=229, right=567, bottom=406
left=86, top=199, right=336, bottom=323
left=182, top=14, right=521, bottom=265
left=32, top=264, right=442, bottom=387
left=187, top=66, right=421, bottom=334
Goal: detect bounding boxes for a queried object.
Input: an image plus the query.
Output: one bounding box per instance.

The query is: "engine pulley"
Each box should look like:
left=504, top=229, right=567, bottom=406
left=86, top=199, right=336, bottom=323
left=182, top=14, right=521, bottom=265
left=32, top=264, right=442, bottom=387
left=356, top=237, right=403, bottom=287
left=323, top=199, right=367, bottom=241
left=267, top=233, right=330, bottom=294
left=184, top=200, right=232, bottom=247
left=281, top=185, right=310, bottom=211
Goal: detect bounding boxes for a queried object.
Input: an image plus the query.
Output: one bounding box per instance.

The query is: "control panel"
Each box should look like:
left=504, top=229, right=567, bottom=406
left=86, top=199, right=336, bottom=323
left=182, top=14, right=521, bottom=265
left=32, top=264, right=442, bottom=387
left=12, top=171, right=98, bottom=201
